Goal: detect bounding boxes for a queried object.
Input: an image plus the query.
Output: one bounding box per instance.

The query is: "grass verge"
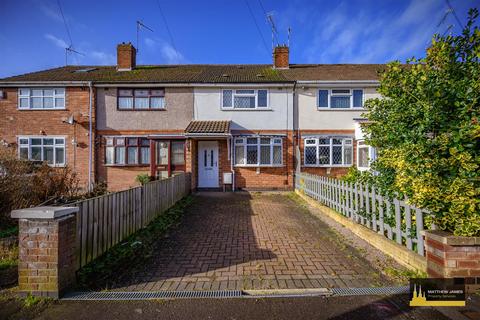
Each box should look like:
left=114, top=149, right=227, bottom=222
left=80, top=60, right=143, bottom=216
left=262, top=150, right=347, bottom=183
left=77, top=195, right=194, bottom=290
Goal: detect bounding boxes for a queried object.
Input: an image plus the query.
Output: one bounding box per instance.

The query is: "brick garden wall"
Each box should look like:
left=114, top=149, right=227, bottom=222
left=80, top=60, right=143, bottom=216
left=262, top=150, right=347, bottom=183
left=17, top=215, right=76, bottom=298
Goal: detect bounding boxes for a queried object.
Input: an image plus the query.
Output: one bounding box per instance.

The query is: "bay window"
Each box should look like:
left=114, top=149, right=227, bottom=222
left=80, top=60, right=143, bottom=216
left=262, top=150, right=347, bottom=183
left=18, top=88, right=65, bottom=109
left=304, top=137, right=353, bottom=166
left=105, top=137, right=150, bottom=165
left=222, top=89, right=269, bottom=109
left=118, top=89, right=165, bottom=110
left=18, top=137, right=65, bottom=166
left=234, top=136, right=282, bottom=166
left=317, top=89, right=363, bottom=109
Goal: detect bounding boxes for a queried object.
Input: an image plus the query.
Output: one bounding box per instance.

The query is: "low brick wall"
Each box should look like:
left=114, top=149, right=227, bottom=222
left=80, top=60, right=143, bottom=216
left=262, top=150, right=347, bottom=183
left=424, top=230, right=480, bottom=293
left=13, top=207, right=78, bottom=298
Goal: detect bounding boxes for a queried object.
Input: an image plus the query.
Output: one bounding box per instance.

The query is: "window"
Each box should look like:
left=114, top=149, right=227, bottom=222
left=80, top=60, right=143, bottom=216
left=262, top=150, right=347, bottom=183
left=18, top=137, right=65, bottom=166
left=105, top=137, right=150, bottom=165
left=234, top=137, right=282, bottom=166
left=303, top=137, right=353, bottom=166
left=357, top=140, right=376, bottom=171
left=171, top=141, right=185, bottom=165
left=317, top=89, right=363, bottom=109
left=118, top=89, right=165, bottom=110
left=222, top=89, right=269, bottom=109
left=18, top=88, right=65, bottom=109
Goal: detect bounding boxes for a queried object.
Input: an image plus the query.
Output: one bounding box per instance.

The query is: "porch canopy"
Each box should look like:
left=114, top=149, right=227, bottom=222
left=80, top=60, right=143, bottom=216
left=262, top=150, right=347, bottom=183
left=185, top=120, right=231, bottom=138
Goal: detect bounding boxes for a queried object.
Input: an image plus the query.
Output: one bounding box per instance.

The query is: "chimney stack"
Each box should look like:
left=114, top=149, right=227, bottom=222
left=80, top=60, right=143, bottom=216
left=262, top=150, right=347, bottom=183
left=117, top=42, right=136, bottom=71
left=273, top=45, right=289, bottom=69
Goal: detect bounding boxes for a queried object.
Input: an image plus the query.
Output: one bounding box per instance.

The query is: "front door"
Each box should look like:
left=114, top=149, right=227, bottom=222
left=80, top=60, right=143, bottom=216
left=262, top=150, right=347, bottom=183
left=198, top=141, right=219, bottom=188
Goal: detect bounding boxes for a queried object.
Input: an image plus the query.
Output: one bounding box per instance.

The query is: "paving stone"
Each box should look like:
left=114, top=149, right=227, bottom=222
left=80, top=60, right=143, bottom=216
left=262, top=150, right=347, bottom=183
left=111, top=192, right=388, bottom=292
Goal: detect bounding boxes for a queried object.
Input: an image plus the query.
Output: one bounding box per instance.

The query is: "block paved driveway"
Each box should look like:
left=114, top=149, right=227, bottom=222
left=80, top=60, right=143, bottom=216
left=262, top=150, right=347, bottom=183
left=114, top=192, right=391, bottom=291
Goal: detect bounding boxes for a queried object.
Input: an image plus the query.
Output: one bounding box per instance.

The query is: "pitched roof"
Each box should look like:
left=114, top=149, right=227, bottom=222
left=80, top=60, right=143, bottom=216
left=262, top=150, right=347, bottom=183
left=281, top=64, right=385, bottom=81
left=0, top=64, right=385, bottom=83
left=185, top=120, right=231, bottom=134
left=0, top=65, right=288, bottom=83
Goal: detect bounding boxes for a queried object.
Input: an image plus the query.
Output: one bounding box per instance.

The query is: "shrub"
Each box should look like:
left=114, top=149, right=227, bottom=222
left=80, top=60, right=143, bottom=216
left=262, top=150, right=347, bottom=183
left=0, top=145, right=80, bottom=226
left=135, top=173, right=151, bottom=185
left=362, top=9, right=480, bottom=236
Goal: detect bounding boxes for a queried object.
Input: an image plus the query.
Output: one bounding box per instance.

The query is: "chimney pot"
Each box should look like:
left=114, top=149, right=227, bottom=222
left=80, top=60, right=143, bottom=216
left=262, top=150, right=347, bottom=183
left=117, top=43, right=136, bottom=71
left=273, top=45, right=289, bottom=69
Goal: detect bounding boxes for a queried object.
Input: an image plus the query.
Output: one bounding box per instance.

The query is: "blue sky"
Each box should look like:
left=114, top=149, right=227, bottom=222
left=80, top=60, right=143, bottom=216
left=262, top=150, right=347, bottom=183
left=0, top=0, right=478, bottom=77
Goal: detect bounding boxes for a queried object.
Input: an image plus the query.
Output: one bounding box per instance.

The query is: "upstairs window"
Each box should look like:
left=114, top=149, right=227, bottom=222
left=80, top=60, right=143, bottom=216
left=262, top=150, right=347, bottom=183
left=234, top=136, right=282, bottom=166
left=18, top=88, right=65, bottom=109
left=222, top=89, right=269, bottom=109
left=304, top=137, right=353, bottom=166
left=18, top=137, right=65, bottom=166
left=105, top=137, right=150, bottom=165
left=317, top=89, right=363, bottom=109
left=118, top=89, right=165, bottom=110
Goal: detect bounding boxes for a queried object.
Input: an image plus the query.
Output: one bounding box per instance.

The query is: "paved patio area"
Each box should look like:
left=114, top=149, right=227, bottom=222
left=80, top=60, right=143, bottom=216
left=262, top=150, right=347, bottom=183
left=113, top=192, right=392, bottom=291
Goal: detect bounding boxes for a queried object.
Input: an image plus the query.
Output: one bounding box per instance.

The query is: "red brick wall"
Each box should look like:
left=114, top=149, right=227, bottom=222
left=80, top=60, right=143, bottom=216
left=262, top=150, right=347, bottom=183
left=18, top=215, right=76, bottom=298
left=297, top=130, right=356, bottom=178
left=0, top=87, right=95, bottom=189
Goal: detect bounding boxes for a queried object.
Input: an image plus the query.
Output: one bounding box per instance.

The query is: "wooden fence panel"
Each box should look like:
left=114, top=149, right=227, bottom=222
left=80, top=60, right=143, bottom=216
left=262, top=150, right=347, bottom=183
left=296, top=172, right=428, bottom=256
left=73, top=173, right=191, bottom=270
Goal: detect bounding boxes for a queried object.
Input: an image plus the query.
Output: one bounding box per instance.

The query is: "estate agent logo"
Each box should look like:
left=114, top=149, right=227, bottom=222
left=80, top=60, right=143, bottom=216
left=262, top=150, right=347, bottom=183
left=409, top=279, right=466, bottom=307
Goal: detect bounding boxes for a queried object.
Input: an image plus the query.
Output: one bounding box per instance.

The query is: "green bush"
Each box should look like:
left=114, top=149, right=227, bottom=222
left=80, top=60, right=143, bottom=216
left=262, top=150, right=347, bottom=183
left=362, top=9, right=480, bottom=236
left=135, top=173, right=151, bottom=185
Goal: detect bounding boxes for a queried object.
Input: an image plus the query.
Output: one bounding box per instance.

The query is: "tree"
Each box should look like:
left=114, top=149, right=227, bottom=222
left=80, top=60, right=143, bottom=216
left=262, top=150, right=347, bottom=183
left=363, top=9, right=480, bottom=236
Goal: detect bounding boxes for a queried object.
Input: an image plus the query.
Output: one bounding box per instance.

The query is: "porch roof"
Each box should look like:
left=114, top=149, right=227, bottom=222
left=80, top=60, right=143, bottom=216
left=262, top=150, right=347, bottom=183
left=185, top=120, right=231, bottom=135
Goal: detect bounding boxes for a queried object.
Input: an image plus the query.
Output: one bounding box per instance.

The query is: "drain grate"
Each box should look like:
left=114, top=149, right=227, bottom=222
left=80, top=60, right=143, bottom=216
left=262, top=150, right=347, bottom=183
left=331, top=286, right=409, bottom=296
left=62, top=290, right=243, bottom=301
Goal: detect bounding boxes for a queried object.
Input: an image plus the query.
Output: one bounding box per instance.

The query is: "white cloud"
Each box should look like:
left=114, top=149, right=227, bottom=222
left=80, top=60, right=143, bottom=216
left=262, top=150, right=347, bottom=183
left=283, top=0, right=446, bottom=63
left=39, top=2, right=63, bottom=23
left=44, top=33, right=68, bottom=49
left=143, top=37, right=186, bottom=64
left=90, top=51, right=115, bottom=65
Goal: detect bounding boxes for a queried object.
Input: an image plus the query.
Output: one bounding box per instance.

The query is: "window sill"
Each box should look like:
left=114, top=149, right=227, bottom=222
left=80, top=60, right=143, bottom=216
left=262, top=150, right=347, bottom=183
left=221, top=108, right=272, bottom=111
left=316, top=107, right=365, bottom=111
left=17, top=108, right=67, bottom=111
left=104, top=164, right=150, bottom=167
left=302, top=164, right=353, bottom=168
left=116, top=108, right=167, bottom=111
left=234, top=164, right=284, bottom=168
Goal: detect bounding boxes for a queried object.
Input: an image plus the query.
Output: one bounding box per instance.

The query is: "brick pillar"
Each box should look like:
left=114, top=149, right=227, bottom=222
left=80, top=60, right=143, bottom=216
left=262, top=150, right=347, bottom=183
left=12, top=206, right=79, bottom=299
left=424, top=230, right=480, bottom=293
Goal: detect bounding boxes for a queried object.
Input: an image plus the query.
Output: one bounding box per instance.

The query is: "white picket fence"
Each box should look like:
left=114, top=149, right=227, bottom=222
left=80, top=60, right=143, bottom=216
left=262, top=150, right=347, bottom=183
left=295, top=172, right=428, bottom=256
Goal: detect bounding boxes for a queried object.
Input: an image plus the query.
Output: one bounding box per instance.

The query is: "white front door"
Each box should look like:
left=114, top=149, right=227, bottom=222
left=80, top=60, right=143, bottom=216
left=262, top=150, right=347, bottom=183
left=198, top=141, right=219, bottom=188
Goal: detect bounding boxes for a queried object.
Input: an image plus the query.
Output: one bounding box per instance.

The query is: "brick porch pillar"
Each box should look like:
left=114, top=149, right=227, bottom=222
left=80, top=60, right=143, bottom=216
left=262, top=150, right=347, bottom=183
left=424, top=230, right=480, bottom=293
left=11, top=206, right=78, bottom=299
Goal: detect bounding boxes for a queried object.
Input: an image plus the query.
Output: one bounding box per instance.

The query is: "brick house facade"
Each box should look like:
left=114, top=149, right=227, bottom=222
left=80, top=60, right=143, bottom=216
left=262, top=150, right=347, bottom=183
left=0, top=43, right=383, bottom=191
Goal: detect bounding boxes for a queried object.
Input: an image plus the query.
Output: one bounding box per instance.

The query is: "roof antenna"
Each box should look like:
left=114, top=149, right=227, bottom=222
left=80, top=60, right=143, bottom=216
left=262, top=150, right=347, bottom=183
left=65, top=45, right=85, bottom=66
left=287, top=27, right=291, bottom=47
left=136, top=20, right=154, bottom=54
left=266, top=12, right=278, bottom=51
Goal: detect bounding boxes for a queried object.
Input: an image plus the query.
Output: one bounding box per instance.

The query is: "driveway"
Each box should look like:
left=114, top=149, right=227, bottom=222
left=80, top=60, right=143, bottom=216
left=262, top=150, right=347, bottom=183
left=112, top=192, right=393, bottom=291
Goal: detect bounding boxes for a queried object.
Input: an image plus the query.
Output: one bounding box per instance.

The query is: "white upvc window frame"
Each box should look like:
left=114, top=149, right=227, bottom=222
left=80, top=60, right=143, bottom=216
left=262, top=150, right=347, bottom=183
left=17, top=136, right=66, bottom=167
left=356, top=140, right=377, bottom=171
left=221, top=89, right=269, bottom=110
left=234, top=136, right=283, bottom=167
left=317, top=88, right=364, bottom=109
left=303, top=136, right=353, bottom=167
left=18, top=88, right=66, bottom=110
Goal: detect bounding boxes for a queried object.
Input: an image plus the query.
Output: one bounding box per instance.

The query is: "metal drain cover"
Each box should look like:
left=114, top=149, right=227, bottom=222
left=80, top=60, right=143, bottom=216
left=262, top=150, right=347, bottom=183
left=63, top=290, right=243, bottom=301
left=331, top=286, right=409, bottom=296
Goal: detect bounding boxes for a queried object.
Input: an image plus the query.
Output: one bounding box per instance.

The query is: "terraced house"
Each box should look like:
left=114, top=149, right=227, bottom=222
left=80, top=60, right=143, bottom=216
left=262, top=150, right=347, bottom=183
left=0, top=42, right=382, bottom=191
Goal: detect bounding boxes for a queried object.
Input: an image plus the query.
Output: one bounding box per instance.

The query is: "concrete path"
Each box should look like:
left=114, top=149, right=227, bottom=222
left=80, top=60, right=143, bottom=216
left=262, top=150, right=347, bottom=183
left=111, top=192, right=394, bottom=291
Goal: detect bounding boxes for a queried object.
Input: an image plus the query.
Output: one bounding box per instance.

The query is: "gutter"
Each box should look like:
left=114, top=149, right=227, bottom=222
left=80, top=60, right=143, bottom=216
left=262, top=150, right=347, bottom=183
left=0, top=81, right=93, bottom=87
